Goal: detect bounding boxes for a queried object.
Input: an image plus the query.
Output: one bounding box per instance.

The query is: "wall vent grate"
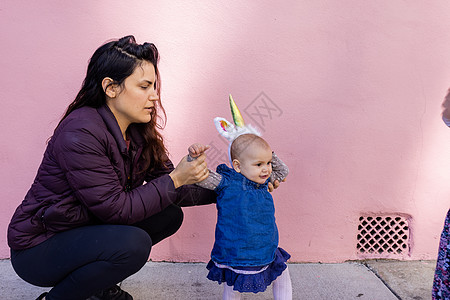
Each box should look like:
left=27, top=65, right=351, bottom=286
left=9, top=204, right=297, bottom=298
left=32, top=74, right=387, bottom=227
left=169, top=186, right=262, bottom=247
left=357, top=215, right=410, bottom=258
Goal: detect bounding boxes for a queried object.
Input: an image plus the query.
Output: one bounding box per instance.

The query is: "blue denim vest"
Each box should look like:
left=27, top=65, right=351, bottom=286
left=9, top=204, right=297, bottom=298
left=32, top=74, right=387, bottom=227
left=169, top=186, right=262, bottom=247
left=211, top=164, right=278, bottom=267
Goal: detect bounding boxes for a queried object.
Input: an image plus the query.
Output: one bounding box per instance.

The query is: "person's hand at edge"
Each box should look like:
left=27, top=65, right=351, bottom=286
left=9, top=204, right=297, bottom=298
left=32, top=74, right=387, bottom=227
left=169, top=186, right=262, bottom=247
left=268, top=178, right=286, bottom=192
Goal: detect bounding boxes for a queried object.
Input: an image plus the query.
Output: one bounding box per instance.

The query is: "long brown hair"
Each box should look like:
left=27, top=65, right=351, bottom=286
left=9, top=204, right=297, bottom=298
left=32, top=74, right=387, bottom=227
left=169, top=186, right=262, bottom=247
left=58, top=35, right=168, bottom=172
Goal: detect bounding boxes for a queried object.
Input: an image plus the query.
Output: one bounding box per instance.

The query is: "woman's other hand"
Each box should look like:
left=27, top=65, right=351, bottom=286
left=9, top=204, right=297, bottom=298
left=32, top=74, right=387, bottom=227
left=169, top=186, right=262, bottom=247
left=268, top=178, right=286, bottom=192
left=170, top=152, right=210, bottom=188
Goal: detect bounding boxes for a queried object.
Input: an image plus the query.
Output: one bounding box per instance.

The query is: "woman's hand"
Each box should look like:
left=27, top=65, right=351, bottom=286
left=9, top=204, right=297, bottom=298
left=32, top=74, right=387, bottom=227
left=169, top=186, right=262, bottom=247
left=268, top=178, right=286, bottom=192
left=170, top=152, right=210, bottom=188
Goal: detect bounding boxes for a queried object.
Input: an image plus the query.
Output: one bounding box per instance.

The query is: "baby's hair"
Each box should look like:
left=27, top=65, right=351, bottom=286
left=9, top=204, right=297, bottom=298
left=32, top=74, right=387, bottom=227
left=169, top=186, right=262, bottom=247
left=230, top=134, right=270, bottom=161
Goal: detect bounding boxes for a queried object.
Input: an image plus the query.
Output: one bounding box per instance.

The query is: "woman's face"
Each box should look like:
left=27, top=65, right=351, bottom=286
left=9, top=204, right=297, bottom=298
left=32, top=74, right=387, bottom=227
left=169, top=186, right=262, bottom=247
left=107, top=61, right=159, bottom=136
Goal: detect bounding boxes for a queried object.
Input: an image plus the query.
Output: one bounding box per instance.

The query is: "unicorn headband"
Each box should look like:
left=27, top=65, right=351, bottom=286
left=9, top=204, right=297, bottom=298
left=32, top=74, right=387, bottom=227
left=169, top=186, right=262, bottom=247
left=214, top=94, right=261, bottom=165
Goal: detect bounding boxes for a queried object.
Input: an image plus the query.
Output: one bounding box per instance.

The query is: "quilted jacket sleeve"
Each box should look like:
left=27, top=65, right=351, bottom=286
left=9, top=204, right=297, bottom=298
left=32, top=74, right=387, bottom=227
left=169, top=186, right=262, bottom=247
left=53, top=123, right=177, bottom=224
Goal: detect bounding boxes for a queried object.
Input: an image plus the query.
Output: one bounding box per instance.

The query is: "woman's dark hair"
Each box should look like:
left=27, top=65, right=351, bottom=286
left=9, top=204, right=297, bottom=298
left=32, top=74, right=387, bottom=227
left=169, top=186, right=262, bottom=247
left=59, top=35, right=167, bottom=172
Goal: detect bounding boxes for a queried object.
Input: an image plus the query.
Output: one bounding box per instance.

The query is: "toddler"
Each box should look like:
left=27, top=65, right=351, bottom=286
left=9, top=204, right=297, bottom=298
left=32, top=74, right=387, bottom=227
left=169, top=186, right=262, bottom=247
left=188, top=132, right=292, bottom=300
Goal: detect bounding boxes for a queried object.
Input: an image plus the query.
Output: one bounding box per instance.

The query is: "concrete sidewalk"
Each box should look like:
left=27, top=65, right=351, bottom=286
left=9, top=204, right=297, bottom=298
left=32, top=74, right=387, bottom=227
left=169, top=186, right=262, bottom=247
left=0, top=259, right=436, bottom=299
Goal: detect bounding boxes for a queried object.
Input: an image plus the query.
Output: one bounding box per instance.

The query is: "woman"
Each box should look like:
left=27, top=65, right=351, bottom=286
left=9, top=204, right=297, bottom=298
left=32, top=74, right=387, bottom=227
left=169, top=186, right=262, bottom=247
left=7, top=35, right=216, bottom=300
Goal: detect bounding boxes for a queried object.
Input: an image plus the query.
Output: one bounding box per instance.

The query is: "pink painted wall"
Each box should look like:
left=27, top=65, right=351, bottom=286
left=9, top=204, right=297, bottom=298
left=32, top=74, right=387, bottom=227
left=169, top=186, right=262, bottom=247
left=1, top=1, right=450, bottom=262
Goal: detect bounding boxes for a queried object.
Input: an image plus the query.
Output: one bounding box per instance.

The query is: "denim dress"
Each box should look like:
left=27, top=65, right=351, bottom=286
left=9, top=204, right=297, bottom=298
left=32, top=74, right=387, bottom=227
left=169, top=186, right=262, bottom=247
left=206, top=164, right=290, bottom=293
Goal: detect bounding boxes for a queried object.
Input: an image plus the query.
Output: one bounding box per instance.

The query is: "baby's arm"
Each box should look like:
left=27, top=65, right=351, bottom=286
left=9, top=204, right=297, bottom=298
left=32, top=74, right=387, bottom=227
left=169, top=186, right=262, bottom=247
left=270, top=152, right=289, bottom=183
left=187, top=143, right=222, bottom=190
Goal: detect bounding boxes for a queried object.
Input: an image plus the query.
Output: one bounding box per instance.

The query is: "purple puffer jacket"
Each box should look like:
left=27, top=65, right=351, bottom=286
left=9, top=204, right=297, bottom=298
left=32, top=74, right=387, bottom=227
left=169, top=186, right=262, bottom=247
left=8, top=105, right=215, bottom=250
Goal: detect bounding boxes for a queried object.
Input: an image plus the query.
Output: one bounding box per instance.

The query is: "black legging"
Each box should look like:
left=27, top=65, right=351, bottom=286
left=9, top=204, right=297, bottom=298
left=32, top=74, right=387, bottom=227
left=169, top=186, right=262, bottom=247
left=11, top=204, right=183, bottom=300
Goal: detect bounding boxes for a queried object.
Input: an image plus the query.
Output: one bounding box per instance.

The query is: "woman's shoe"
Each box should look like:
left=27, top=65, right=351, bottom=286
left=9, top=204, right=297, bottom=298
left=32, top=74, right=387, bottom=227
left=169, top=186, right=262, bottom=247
left=36, top=292, right=48, bottom=300
left=87, top=285, right=133, bottom=300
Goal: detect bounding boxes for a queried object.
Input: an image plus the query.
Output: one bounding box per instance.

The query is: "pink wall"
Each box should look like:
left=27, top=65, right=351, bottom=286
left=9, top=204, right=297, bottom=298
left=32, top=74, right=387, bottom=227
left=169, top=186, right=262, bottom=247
left=1, top=1, right=450, bottom=262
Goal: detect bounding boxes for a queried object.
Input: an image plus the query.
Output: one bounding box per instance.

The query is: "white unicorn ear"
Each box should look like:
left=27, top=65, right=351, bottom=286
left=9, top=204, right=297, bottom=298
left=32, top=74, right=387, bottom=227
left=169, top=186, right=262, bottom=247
left=214, top=117, right=236, bottom=142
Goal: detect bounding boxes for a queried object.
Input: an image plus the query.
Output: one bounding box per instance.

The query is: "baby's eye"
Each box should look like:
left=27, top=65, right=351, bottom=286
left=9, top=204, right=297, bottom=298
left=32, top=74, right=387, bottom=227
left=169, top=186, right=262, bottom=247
left=141, top=86, right=149, bottom=89
left=256, top=163, right=262, bottom=167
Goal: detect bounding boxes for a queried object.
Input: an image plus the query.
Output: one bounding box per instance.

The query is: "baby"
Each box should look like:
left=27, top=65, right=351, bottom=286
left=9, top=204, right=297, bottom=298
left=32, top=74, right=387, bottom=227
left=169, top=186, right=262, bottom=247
left=188, top=133, right=292, bottom=300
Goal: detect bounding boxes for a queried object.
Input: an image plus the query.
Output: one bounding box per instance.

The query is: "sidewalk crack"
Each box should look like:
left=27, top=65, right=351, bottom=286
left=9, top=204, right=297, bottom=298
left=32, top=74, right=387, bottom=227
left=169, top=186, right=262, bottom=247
left=363, top=262, right=402, bottom=300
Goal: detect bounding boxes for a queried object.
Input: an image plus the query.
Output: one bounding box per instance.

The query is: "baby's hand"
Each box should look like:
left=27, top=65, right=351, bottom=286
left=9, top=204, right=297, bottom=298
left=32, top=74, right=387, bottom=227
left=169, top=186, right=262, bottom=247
left=188, top=143, right=210, bottom=158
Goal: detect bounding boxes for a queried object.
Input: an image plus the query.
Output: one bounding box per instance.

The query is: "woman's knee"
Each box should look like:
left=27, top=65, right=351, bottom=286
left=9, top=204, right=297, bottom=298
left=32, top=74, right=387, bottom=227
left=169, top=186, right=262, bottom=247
left=109, top=226, right=152, bottom=275
left=120, top=226, right=152, bottom=258
left=132, top=205, right=184, bottom=245
left=167, top=205, right=184, bottom=233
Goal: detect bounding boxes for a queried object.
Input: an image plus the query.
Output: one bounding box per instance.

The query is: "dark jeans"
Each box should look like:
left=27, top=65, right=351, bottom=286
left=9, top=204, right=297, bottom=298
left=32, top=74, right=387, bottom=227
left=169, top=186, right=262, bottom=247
left=11, top=204, right=183, bottom=300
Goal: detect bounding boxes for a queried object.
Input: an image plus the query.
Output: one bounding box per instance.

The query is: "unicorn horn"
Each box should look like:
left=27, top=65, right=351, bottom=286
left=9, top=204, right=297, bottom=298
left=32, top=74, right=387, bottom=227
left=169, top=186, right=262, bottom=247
left=229, top=94, right=245, bottom=127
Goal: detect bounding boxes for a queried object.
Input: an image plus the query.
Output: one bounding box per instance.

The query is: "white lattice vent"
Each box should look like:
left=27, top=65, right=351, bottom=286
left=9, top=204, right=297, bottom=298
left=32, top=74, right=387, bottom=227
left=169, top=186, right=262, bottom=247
left=357, top=215, right=410, bottom=258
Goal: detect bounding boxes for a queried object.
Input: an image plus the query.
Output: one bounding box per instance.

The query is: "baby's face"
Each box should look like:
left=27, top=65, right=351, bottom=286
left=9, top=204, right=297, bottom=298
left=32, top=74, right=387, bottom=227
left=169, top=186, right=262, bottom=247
left=235, top=144, right=273, bottom=184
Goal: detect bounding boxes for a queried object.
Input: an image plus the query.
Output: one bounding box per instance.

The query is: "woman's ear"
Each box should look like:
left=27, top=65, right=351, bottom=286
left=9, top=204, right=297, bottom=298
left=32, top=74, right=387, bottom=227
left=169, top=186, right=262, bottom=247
left=101, top=77, right=117, bottom=98
left=232, top=159, right=241, bottom=173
